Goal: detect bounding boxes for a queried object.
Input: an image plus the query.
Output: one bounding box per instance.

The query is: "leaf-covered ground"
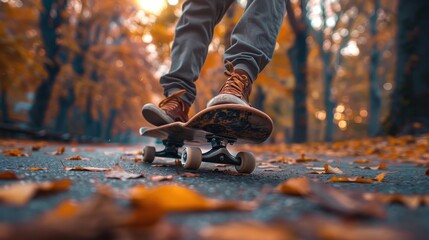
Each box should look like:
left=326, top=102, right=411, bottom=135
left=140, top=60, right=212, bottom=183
left=0, top=135, right=428, bottom=239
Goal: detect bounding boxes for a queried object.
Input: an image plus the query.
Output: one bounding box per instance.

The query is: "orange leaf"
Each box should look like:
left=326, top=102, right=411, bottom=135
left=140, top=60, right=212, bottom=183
left=353, top=159, right=371, bottom=164
left=46, top=146, right=65, bottom=155
left=2, top=149, right=29, bottom=157
left=27, top=167, right=47, bottom=171
left=374, top=172, right=388, bottom=182
left=44, top=200, right=79, bottom=219
left=129, top=185, right=256, bottom=212
left=200, top=221, right=294, bottom=240
left=276, top=177, right=311, bottom=196
left=149, top=175, right=174, bottom=182
left=296, top=154, right=320, bottom=163
left=105, top=163, right=144, bottom=180
left=329, top=176, right=374, bottom=183
left=31, top=142, right=47, bottom=151
left=64, top=155, right=90, bottom=161
left=329, top=172, right=388, bottom=183
left=364, top=193, right=428, bottom=209
left=179, top=172, right=201, bottom=178
left=0, top=179, right=72, bottom=206
left=0, top=171, right=19, bottom=180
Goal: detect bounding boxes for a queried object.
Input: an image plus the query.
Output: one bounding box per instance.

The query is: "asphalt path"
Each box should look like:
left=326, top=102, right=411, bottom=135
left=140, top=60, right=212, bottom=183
left=1, top=141, right=429, bottom=239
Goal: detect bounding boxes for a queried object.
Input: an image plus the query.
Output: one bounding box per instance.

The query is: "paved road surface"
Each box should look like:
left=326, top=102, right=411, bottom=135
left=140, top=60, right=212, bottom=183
left=1, top=142, right=428, bottom=239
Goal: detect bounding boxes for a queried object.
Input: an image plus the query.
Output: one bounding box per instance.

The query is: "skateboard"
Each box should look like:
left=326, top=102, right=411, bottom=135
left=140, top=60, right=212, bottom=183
left=140, top=104, right=273, bottom=174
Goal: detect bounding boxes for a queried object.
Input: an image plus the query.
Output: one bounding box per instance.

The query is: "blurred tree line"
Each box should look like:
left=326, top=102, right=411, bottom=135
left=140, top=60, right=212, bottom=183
left=0, top=0, right=428, bottom=143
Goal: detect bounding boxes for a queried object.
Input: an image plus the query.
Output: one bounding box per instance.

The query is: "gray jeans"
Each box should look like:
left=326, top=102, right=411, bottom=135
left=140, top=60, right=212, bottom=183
left=160, top=0, right=286, bottom=105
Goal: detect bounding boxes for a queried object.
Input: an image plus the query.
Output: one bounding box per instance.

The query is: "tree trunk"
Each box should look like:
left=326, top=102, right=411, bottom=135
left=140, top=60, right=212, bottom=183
left=0, top=87, right=9, bottom=123
left=29, top=0, right=67, bottom=128
left=368, top=0, right=382, bottom=137
left=383, top=0, right=429, bottom=135
left=105, top=109, right=118, bottom=141
left=287, top=0, right=308, bottom=143
left=54, top=91, right=75, bottom=132
left=95, top=107, right=103, bottom=139
left=84, top=92, right=94, bottom=137
left=323, top=66, right=335, bottom=142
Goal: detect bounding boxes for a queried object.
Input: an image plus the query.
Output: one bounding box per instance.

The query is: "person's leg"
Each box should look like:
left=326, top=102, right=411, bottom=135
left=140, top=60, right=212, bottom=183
left=143, top=0, right=234, bottom=126
left=208, top=0, right=286, bottom=107
left=225, top=0, right=286, bottom=82
left=161, top=0, right=235, bottom=106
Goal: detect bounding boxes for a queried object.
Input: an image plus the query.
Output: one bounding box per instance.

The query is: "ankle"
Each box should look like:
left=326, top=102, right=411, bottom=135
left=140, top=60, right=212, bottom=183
left=235, top=69, right=249, bottom=79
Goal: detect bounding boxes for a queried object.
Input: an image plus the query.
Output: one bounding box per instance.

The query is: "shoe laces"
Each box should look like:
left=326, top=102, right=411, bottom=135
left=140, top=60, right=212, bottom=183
left=159, top=89, right=187, bottom=112
left=219, top=61, right=249, bottom=97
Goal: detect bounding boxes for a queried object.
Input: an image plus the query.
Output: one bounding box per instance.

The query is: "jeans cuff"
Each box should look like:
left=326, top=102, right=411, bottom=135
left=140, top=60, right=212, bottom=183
left=231, top=62, right=257, bottom=83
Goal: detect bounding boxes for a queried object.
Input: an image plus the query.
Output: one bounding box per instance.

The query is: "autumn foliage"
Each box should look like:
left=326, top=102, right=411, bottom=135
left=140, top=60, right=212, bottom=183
left=0, top=0, right=408, bottom=143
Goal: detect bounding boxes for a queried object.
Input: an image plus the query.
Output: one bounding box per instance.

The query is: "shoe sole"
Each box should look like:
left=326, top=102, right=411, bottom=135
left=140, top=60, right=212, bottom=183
left=207, top=94, right=249, bottom=108
left=142, top=104, right=174, bottom=126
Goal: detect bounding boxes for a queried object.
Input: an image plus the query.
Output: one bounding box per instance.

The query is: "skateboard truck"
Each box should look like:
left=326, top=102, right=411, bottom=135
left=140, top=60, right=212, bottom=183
left=142, top=140, right=182, bottom=162
left=202, top=135, right=240, bottom=165
left=142, top=134, right=256, bottom=174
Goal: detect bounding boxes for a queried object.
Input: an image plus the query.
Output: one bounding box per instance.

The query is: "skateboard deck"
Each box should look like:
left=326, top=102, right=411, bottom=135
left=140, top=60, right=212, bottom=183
left=140, top=104, right=273, bottom=145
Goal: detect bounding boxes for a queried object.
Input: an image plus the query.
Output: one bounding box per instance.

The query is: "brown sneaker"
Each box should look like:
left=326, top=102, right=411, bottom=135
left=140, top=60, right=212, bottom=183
left=142, top=89, right=190, bottom=126
left=207, top=61, right=252, bottom=107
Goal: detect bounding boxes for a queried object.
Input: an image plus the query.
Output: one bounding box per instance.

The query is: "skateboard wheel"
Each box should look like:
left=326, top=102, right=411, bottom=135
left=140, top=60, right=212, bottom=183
left=235, top=152, right=256, bottom=174
left=181, top=147, right=202, bottom=170
left=142, top=146, right=156, bottom=163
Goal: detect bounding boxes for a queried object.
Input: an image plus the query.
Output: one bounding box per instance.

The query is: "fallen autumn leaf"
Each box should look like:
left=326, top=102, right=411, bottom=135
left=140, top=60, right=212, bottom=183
left=105, top=163, right=144, bottom=180
left=46, top=146, right=65, bottom=155
left=26, top=167, right=47, bottom=171
left=129, top=184, right=257, bottom=212
left=0, top=179, right=72, bottom=206
left=276, top=177, right=311, bottom=196
left=2, top=149, right=29, bottom=157
left=64, top=155, right=90, bottom=161
left=329, top=172, right=388, bottom=183
left=0, top=171, right=19, bottom=180
left=355, top=163, right=387, bottom=170
left=64, top=166, right=111, bottom=172
left=149, top=175, right=174, bottom=182
left=364, top=193, right=429, bottom=209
